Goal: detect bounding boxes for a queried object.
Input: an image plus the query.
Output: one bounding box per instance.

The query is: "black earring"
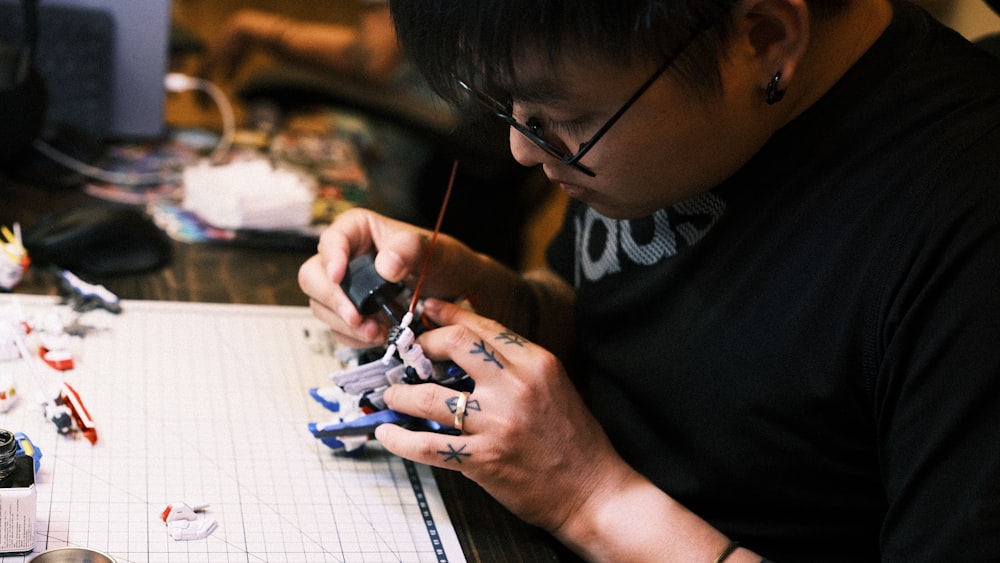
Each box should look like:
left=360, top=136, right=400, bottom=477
left=765, top=71, right=786, bottom=105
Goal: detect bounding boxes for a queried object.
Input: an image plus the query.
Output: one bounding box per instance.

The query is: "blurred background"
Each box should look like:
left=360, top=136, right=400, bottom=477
left=167, top=0, right=1000, bottom=140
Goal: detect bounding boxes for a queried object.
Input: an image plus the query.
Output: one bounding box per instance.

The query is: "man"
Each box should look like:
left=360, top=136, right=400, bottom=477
left=300, top=1, right=1000, bottom=560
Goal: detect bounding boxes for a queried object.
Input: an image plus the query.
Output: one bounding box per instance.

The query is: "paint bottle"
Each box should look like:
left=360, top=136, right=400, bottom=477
left=0, top=428, right=35, bottom=554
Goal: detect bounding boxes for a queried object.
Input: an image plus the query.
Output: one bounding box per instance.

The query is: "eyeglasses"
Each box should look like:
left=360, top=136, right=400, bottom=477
left=459, top=19, right=716, bottom=177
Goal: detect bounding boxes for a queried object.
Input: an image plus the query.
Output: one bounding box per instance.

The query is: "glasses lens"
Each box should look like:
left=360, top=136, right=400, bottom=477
left=457, top=79, right=595, bottom=175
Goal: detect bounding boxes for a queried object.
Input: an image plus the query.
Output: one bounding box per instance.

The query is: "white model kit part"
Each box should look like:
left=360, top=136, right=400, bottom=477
left=166, top=517, right=218, bottom=541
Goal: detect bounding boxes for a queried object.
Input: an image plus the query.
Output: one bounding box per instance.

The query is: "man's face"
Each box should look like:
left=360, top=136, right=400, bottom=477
left=505, top=49, right=766, bottom=219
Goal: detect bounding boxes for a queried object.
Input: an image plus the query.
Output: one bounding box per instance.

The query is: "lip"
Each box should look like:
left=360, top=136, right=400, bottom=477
left=557, top=181, right=592, bottom=201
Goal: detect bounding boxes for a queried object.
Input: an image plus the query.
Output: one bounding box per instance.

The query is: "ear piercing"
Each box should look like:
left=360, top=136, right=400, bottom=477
left=765, top=71, right=786, bottom=105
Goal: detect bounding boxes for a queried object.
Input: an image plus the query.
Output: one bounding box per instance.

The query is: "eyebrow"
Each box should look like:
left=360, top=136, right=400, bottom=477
left=496, top=73, right=573, bottom=105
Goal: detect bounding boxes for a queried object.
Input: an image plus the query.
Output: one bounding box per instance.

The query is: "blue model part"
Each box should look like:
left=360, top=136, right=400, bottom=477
left=442, top=369, right=475, bottom=393
left=307, top=422, right=349, bottom=451
left=310, top=408, right=462, bottom=441
left=446, top=363, right=467, bottom=379
left=319, top=437, right=347, bottom=451
left=311, top=409, right=414, bottom=438
left=50, top=410, right=73, bottom=435
left=307, top=423, right=367, bottom=456
left=56, top=269, right=123, bottom=314
left=307, top=422, right=346, bottom=450
left=308, top=387, right=341, bottom=412
left=420, top=418, right=460, bottom=435
left=13, top=432, right=42, bottom=474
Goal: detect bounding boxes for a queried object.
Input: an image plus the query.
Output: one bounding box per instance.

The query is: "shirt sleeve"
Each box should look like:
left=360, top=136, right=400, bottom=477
left=874, top=126, right=1000, bottom=560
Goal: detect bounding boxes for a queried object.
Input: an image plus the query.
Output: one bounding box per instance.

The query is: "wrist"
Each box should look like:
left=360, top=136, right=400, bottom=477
left=556, top=469, right=748, bottom=563
left=459, top=251, right=519, bottom=312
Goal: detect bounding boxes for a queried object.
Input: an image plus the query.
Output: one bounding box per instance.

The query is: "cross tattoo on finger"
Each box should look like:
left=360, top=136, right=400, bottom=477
left=437, top=443, right=471, bottom=463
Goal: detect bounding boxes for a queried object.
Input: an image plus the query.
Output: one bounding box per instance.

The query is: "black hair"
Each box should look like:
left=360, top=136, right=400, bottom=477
left=389, top=0, right=850, bottom=103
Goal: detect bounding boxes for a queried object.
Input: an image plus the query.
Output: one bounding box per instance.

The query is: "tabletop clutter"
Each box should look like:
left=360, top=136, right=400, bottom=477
left=81, top=108, right=375, bottom=245
left=0, top=112, right=363, bottom=560
left=181, top=159, right=317, bottom=232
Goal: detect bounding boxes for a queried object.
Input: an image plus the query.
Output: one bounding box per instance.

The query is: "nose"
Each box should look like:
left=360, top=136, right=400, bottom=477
left=508, top=127, right=548, bottom=168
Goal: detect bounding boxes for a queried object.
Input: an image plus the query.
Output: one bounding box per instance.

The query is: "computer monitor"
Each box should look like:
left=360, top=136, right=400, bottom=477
left=0, top=0, right=171, bottom=141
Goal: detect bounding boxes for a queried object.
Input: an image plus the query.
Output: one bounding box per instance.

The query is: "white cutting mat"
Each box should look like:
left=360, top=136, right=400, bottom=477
left=0, top=294, right=465, bottom=563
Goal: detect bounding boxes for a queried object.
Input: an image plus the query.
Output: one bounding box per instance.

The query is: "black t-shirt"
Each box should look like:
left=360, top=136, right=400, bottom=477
left=548, top=2, right=1000, bottom=561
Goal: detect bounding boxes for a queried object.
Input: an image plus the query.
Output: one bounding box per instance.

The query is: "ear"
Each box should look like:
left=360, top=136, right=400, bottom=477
left=730, top=0, right=810, bottom=86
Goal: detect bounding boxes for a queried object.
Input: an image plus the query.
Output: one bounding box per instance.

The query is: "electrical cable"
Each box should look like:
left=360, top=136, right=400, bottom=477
left=30, top=72, right=236, bottom=186
left=163, top=72, right=235, bottom=162
left=31, top=139, right=169, bottom=186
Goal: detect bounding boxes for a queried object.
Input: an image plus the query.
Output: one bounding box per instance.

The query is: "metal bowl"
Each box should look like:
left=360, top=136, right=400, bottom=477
left=29, top=547, right=117, bottom=563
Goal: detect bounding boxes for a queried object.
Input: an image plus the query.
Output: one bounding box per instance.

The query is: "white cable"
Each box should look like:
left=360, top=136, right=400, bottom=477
left=163, top=72, right=235, bottom=163
left=32, top=139, right=169, bottom=186
left=31, top=73, right=236, bottom=186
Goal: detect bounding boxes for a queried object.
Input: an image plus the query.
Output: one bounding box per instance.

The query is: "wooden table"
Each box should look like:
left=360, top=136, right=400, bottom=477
left=1, top=179, right=570, bottom=563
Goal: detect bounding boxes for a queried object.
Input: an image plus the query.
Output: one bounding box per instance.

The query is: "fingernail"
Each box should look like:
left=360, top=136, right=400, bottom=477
left=381, top=385, right=395, bottom=406
left=338, top=303, right=360, bottom=327
left=360, top=319, right=381, bottom=341
left=422, top=298, right=444, bottom=312
left=378, top=251, right=406, bottom=281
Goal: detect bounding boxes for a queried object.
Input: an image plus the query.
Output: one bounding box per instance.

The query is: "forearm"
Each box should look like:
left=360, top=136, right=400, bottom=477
left=559, top=468, right=761, bottom=563
left=261, top=9, right=400, bottom=84
left=459, top=256, right=575, bottom=362
left=520, top=268, right=576, bottom=362
left=272, top=23, right=367, bottom=76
